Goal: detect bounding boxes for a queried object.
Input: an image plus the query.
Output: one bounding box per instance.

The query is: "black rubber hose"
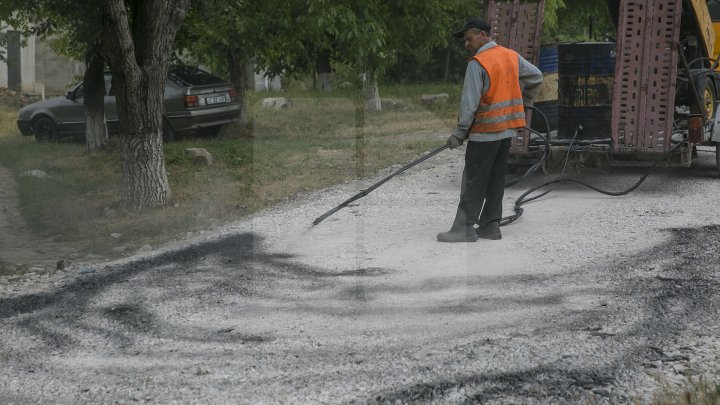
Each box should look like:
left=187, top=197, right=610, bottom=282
left=499, top=142, right=682, bottom=226
left=675, top=57, right=718, bottom=82
left=683, top=57, right=719, bottom=71
left=504, top=105, right=552, bottom=188
left=510, top=124, right=583, bottom=212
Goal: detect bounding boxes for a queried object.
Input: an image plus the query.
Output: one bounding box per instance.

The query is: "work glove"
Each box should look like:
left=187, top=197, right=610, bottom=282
left=446, top=134, right=464, bottom=149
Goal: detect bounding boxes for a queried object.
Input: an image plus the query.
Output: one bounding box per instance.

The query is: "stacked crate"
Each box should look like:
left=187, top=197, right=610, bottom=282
left=557, top=42, right=616, bottom=140
left=530, top=43, right=559, bottom=133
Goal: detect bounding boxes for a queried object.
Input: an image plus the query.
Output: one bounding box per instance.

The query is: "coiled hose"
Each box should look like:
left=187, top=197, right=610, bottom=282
left=499, top=106, right=681, bottom=227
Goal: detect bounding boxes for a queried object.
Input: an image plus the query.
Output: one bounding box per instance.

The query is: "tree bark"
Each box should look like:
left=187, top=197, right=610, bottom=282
left=226, top=48, right=255, bottom=203
left=115, top=69, right=170, bottom=210
left=363, top=70, right=382, bottom=112
left=354, top=99, right=366, bottom=178
left=444, top=44, right=451, bottom=82
left=315, top=51, right=332, bottom=92
left=83, top=44, right=108, bottom=152
left=227, top=47, right=249, bottom=126
left=101, top=0, right=190, bottom=210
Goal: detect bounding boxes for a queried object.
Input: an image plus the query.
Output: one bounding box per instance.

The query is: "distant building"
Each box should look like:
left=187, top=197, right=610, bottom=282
left=247, top=63, right=281, bottom=92
left=2, top=31, right=281, bottom=96
left=1, top=31, right=83, bottom=96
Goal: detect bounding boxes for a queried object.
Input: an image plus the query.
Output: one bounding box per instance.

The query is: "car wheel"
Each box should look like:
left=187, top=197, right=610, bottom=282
left=163, top=120, right=175, bottom=143
left=33, top=117, right=58, bottom=143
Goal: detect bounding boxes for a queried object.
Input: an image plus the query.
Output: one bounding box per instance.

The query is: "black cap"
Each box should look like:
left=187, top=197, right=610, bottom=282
left=453, top=18, right=492, bottom=38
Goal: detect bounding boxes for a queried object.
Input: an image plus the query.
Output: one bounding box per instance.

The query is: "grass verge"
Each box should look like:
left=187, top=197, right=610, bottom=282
left=0, top=84, right=457, bottom=264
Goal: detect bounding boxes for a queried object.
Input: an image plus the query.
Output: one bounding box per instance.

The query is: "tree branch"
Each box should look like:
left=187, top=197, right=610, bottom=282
left=101, top=0, right=139, bottom=76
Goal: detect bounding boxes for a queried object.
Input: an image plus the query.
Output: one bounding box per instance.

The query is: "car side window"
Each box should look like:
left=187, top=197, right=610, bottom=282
left=105, top=77, right=113, bottom=96
left=74, top=83, right=84, bottom=99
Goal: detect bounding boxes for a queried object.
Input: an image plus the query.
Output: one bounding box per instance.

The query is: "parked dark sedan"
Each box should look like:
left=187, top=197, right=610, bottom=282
left=17, top=66, right=241, bottom=142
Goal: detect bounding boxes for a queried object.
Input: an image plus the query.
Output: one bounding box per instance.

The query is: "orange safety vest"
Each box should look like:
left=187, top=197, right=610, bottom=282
left=470, top=46, right=526, bottom=133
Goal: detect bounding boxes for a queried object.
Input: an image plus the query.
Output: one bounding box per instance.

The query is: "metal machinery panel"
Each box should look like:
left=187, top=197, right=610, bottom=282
left=612, top=0, right=682, bottom=155
left=689, top=0, right=714, bottom=58
left=487, top=0, right=545, bottom=154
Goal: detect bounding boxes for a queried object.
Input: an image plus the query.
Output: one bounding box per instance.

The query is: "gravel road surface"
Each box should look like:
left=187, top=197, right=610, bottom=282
left=1, top=147, right=719, bottom=404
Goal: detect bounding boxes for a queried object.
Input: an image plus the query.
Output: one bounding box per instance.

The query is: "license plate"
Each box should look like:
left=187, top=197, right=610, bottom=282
left=205, top=95, right=227, bottom=105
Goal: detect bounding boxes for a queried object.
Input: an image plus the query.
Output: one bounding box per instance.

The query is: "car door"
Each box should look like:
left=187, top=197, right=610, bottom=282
left=52, top=82, right=86, bottom=136
left=105, top=74, right=120, bottom=133
left=54, top=75, right=119, bottom=137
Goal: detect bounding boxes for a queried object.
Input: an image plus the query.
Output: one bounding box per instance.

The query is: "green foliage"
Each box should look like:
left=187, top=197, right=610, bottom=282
left=176, top=0, right=327, bottom=80
left=542, top=0, right=613, bottom=42
left=331, top=61, right=366, bottom=90
left=180, top=0, right=611, bottom=86
left=315, top=1, right=388, bottom=74
left=183, top=0, right=598, bottom=89
left=180, top=0, right=478, bottom=86
left=0, top=0, right=102, bottom=61
left=542, top=0, right=565, bottom=36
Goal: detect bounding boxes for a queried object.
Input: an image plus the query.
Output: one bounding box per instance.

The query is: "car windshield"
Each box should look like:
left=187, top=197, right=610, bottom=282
left=168, top=66, right=225, bottom=86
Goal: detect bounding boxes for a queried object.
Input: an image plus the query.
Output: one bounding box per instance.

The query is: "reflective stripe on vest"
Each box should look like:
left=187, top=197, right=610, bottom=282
left=470, top=46, right=526, bottom=134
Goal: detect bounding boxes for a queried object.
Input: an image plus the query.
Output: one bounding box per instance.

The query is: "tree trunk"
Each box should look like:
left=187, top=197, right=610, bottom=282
left=226, top=47, right=255, bottom=199
left=316, top=51, right=332, bottom=92
left=101, top=0, right=190, bottom=210
left=84, top=45, right=108, bottom=152
left=444, top=44, right=451, bottom=82
left=354, top=99, right=366, bottom=178
left=317, top=72, right=333, bottom=92
left=363, top=70, right=382, bottom=112
left=120, top=133, right=170, bottom=210
left=227, top=47, right=249, bottom=126
left=112, top=67, right=170, bottom=210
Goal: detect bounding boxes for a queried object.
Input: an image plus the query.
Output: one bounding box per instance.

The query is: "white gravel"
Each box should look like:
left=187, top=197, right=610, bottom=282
left=1, top=146, right=720, bottom=404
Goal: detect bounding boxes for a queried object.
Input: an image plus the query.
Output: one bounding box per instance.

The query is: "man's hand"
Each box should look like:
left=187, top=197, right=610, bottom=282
left=446, top=134, right=464, bottom=149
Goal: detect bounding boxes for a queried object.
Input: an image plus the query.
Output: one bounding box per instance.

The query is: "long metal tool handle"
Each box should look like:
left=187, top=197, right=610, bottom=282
left=312, top=143, right=450, bottom=226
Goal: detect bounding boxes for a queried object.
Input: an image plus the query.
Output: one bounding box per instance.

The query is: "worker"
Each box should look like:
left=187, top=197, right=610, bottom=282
left=437, top=18, right=543, bottom=243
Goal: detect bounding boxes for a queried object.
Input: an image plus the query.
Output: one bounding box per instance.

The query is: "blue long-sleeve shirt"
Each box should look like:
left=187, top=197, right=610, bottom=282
left=452, top=41, right=544, bottom=143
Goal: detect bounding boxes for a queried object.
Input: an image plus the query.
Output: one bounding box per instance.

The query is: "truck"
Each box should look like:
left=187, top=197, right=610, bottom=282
left=489, top=0, right=720, bottom=175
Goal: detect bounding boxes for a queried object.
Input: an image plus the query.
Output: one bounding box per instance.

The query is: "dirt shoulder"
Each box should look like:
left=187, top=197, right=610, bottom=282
left=0, top=165, right=79, bottom=275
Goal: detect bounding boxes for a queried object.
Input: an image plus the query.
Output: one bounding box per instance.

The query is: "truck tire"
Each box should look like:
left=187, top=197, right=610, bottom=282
left=33, top=117, right=58, bottom=143
left=702, top=76, right=717, bottom=122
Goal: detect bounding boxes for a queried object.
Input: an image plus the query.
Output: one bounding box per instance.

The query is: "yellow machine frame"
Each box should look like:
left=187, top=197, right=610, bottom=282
left=690, top=0, right=715, bottom=57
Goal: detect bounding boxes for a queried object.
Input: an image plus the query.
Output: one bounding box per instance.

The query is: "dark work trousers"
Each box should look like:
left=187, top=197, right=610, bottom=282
left=450, top=138, right=511, bottom=231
